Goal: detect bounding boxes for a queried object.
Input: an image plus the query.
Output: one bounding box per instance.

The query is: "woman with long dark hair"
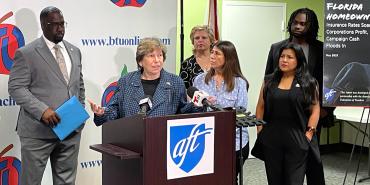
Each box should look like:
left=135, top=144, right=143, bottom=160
left=255, top=43, right=320, bottom=185
left=193, top=40, right=249, bottom=184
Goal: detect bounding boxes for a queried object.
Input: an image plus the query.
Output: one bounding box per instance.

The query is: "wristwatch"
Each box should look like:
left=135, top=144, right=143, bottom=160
left=306, top=126, right=316, bottom=133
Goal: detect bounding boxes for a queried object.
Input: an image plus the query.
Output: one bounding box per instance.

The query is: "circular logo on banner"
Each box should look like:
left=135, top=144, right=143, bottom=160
left=110, top=0, right=147, bottom=7
left=101, top=81, right=118, bottom=107
left=0, top=12, right=25, bottom=75
left=101, top=65, right=128, bottom=107
left=0, top=144, right=21, bottom=185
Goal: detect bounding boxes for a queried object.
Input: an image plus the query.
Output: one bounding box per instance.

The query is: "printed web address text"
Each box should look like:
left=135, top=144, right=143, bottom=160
left=81, top=36, right=171, bottom=47
left=80, top=160, right=102, bottom=169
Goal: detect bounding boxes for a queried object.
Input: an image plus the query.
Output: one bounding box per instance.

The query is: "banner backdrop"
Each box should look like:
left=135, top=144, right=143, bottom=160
left=0, top=0, right=177, bottom=184
left=323, top=0, right=370, bottom=106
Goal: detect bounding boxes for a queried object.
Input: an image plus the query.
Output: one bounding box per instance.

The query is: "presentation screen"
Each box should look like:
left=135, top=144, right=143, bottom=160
left=323, top=0, right=370, bottom=107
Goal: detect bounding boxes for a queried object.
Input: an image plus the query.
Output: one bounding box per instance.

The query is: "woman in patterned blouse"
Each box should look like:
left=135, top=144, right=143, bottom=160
left=193, top=40, right=249, bottom=184
left=180, top=25, right=215, bottom=89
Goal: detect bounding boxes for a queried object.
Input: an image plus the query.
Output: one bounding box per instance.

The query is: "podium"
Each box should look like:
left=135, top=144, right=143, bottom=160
left=90, top=111, right=236, bottom=185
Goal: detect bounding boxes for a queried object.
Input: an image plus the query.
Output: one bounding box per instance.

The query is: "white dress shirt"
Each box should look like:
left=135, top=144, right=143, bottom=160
left=43, top=35, right=72, bottom=77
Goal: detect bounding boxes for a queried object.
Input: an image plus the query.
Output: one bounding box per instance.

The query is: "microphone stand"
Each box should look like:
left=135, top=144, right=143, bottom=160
left=180, top=0, right=184, bottom=63
left=238, top=125, right=243, bottom=185
left=342, top=107, right=370, bottom=185
left=230, top=107, right=266, bottom=185
left=206, top=106, right=265, bottom=185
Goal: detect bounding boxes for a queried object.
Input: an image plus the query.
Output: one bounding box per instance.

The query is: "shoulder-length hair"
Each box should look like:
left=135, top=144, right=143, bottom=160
left=136, top=37, right=167, bottom=72
left=190, top=25, right=215, bottom=53
left=205, top=40, right=249, bottom=92
left=267, top=43, right=317, bottom=105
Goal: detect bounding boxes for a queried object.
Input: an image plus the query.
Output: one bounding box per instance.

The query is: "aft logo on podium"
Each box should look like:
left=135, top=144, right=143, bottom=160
left=167, top=117, right=214, bottom=180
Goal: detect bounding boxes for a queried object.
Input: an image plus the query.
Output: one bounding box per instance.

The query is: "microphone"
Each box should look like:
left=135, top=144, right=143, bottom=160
left=187, top=87, right=212, bottom=107
left=139, top=95, right=153, bottom=115
left=187, top=87, right=222, bottom=111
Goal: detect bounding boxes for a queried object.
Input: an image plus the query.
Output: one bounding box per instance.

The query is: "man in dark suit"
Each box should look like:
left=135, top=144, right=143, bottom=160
left=8, top=6, right=85, bottom=185
left=265, top=8, right=334, bottom=185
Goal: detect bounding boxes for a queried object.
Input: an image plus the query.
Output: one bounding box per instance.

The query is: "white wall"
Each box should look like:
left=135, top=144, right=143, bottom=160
left=0, top=1, right=177, bottom=184
left=221, top=0, right=286, bottom=156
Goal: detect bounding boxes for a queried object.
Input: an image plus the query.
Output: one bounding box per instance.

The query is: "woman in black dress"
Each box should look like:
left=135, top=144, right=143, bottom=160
left=179, top=25, right=215, bottom=89
left=255, top=43, right=320, bottom=185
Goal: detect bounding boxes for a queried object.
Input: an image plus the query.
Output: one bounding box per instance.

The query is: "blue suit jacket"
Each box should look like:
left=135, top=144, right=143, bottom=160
left=94, top=69, right=197, bottom=125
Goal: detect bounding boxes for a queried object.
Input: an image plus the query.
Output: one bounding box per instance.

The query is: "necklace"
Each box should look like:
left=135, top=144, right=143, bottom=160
left=203, top=65, right=210, bottom=72
left=196, top=54, right=210, bottom=72
left=214, top=75, right=223, bottom=89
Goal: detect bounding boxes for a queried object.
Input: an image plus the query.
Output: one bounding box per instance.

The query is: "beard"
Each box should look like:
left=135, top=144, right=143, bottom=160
left=291, top=31, right=307, bottom=39
left=291, top=27, right=308, bottom=39
left=54, top=32, right=64, bottom=43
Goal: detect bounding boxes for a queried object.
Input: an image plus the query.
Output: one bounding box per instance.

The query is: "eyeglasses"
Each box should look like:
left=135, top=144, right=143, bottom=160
left=47, top=22, right=67, bottom=28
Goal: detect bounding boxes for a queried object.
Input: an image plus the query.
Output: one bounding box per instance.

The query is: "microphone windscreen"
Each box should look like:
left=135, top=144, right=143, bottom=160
left=187, top=86, right=199, bottom=98
left=145, top=95, right=153, bottom=101
left=139, top=95, right=153, bottom=105
left=138, top=95, right=153, bottom=114
left=147, top=95, right=153, bottom=108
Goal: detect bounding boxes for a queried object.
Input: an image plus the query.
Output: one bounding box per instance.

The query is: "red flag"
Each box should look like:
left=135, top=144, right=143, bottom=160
left=208, top=0, right=219, bottom=41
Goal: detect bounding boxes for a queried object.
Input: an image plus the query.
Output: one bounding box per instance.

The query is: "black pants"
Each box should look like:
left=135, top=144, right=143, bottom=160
left=306, top=121, right=325, bottom=185
left=263, top=125, right=309, bottom=185
left=236, top=142, right=249, bottom=185
left=306, top=150, right=325, bottom=185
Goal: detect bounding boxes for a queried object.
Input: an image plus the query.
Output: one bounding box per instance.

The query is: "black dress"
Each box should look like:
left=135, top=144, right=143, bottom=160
left=261, top=83, right=311, bottom=185
left=179, top=55, right=204, bottom=89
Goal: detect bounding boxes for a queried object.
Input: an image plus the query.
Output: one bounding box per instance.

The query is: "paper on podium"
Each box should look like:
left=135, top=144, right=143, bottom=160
left=53, top=96, right=89, bottom=140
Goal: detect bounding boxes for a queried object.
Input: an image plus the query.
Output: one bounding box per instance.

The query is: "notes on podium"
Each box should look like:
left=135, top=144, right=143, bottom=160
left=52, top=96, right=90, bottom=140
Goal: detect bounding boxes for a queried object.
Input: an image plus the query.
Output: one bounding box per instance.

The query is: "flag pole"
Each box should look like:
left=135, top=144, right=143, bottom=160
left=180, top=0, right=184, bottom=63
left=208, top=0, right=219, bottom=41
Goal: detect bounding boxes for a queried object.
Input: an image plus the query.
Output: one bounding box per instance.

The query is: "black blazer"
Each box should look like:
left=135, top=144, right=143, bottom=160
left=264, top=39, right=334, bottom=123
left=265, top=39, right=322, bottom=86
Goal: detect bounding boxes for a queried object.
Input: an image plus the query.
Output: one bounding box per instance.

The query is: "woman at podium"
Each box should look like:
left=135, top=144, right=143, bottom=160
left=255, top=43, right=320, bottom=185
left=193, top=40, right=249, bottom=184
left=89, top=37, right=199, bottom=125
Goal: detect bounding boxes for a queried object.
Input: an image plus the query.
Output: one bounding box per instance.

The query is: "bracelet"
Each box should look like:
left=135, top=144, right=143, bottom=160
left=306, top=126, right=316, bottom=133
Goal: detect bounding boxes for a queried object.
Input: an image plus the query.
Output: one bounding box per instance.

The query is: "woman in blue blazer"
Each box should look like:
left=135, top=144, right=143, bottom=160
left=90, top=37, right=197, bottom=125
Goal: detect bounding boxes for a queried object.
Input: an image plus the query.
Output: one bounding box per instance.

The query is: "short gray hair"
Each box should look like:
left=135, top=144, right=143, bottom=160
left=136, top=37, right=167, bottom=65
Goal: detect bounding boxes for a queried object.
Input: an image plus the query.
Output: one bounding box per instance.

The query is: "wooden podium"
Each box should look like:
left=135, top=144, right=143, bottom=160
left=90, top=111, right=236, bottom=185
